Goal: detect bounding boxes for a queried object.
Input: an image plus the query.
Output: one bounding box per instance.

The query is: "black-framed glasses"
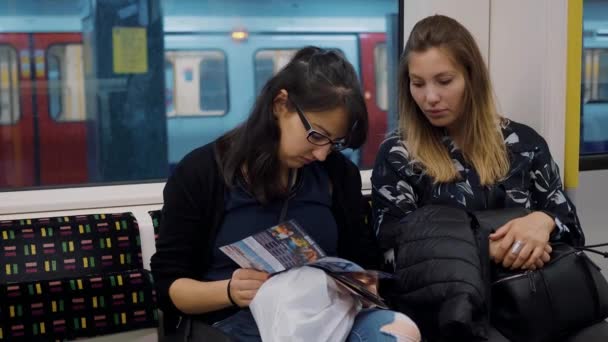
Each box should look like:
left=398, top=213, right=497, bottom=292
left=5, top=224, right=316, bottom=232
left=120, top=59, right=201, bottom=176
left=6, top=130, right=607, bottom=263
left=290, top=98, right=353, bottom=151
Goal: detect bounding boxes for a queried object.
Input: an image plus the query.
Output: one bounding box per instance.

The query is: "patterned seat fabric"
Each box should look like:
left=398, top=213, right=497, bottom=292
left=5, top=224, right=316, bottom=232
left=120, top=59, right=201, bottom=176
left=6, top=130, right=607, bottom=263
left=0, top=213, right=158, bottom=341
left=149, top=210, right=161, bottom=241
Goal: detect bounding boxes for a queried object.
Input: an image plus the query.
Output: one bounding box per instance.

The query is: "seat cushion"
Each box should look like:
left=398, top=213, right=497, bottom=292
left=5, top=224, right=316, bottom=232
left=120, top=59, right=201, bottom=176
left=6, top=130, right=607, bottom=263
left=1, top=213, right=144, bottom=284
left=1, top=269, right=158, bottom=340
left=1, top=212, right=158, bottom=340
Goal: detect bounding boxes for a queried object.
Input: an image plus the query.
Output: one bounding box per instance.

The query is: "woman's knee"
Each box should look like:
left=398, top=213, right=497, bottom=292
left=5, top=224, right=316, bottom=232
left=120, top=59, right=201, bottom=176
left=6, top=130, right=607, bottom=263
left=379, top=312, right=421, bottom=342
left=351, top=310, right=421, bottom=342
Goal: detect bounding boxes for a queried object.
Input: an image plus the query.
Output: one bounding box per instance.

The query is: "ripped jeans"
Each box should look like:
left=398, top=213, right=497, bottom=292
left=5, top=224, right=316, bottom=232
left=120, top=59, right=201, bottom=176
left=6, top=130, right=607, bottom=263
left=212, top=308, right=421, bottom=342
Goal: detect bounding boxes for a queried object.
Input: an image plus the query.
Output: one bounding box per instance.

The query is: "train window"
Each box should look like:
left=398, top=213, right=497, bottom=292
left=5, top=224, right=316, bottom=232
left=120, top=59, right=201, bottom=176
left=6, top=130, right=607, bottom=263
left=0, top=0, right=399, bottom=193
left=374, top=43, right=389, bottom=111
left=48, top=54, right=62, bottom=120
left=0, top=46, right=20, bottom=125
left=254, top=49, right=298, bottom=95
left=199, top=56, right=228, bottom=112
left=165, top=50, right=228, bottom=116
left=165, top=60, right=175, bottom=115
left=46, top=45, right=86, bottom=122
left=581, top=46, right=608, bottom=156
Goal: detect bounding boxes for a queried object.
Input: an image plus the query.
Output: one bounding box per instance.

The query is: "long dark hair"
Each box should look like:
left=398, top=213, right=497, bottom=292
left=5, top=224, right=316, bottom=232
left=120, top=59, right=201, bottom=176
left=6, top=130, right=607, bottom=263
left=216, top=46, right=368, bottom=204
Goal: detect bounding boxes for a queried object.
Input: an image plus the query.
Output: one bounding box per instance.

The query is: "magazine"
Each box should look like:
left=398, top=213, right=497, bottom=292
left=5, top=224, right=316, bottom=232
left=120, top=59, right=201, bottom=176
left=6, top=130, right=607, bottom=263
left=219, top=220, right=391, bottom=309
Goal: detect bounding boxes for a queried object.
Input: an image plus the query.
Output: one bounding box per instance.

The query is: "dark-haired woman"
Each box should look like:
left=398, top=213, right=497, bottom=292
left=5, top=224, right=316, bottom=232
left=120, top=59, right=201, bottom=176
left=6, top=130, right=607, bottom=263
left=151, top=46, right=421, bottom=342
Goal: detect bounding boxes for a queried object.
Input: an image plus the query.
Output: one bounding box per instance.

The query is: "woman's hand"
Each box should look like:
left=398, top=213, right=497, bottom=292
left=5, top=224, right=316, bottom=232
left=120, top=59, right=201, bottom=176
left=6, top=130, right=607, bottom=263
left=348, top=272, right=379, bottom=295
left=490, top=239, right=551, bottom=270
left=228, top=268, right=270, bottom=307
left=489, top=211, right=555, bottom=270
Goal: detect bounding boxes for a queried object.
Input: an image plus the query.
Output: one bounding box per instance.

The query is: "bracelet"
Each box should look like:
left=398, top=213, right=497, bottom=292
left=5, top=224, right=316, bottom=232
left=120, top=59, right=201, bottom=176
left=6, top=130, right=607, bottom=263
left=227, top=279, right=238, bottom=307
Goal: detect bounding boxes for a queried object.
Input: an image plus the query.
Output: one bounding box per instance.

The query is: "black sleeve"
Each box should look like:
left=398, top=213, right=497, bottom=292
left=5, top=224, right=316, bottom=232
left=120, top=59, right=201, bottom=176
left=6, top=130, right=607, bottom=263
left=150, top=147, right=215, bottom=316
left=347, top=160, right=383, bottom=269
left=330, top=153, right=382, bottom=270
left=371, top=137, right=419, bottom=251
left=529, top=137, right=585, bottom=246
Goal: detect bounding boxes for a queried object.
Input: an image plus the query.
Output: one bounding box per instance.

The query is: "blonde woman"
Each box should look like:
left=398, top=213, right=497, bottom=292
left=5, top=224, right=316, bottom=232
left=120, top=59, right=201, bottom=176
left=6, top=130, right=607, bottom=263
left=371, top=15, right=584, bottom=341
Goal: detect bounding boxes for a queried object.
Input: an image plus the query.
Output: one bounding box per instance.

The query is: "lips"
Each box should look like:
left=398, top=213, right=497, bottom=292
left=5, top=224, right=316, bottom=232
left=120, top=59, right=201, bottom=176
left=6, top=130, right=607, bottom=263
left=425, top=109, right=448, bottom=118
left=299, top=157, right=315, bottom=164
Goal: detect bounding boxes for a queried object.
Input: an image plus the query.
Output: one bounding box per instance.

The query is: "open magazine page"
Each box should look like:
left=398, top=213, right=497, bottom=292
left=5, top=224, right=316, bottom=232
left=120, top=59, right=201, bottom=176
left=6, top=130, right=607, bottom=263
left=219, top=220, right=326, bottom=273
left=220, top=220, right=392, bottom=308
left=307, top=256, right=390, bottom=309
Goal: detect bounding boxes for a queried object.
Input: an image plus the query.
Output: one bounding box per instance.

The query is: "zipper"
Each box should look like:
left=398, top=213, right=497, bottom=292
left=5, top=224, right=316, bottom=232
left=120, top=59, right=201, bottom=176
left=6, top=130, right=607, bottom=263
left=492, top=270, right=536, bottom=288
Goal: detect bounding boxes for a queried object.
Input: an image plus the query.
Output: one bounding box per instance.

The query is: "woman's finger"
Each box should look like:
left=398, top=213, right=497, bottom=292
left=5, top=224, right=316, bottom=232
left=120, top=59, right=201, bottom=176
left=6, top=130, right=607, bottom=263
left=523, top=246, right=545, bottom=269
left=541, top=251, right=550, bottom=263
left=534, top=258, right=544, bottom=269
left=489, top=222, right=512, bottom=241
left=494, top=234, right=515, bottom=262
left=509, top=243, right=533, bottom=269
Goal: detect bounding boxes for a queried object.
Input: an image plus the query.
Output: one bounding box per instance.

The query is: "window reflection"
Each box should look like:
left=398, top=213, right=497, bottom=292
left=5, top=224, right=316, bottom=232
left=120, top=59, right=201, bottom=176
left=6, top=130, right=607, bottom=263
left=0, top=0, right=398, bottom=190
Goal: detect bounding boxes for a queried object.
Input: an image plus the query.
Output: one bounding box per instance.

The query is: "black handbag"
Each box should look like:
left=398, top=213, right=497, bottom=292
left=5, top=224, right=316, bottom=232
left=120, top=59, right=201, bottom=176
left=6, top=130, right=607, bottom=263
left=473, top=208, right=608, bottom=342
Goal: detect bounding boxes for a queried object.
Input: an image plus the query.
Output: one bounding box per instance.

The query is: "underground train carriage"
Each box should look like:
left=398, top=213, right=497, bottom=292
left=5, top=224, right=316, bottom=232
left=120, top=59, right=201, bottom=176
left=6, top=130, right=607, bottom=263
left=2, top=206, right=608, bottom=341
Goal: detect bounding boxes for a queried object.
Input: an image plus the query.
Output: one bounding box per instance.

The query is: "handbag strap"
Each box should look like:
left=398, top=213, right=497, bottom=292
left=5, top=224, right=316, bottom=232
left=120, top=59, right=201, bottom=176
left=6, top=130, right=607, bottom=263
left=576, top=242, right=608, bottom=258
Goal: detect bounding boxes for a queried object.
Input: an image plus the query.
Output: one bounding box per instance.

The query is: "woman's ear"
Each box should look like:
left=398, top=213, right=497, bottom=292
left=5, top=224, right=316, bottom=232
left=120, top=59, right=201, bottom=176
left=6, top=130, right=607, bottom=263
left=273, top=89, right=289, bottom=119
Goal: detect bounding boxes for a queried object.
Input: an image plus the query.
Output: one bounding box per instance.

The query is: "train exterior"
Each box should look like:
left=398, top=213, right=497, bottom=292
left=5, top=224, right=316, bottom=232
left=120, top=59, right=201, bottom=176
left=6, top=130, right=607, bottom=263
left=0, top=0, right=397, bottom=190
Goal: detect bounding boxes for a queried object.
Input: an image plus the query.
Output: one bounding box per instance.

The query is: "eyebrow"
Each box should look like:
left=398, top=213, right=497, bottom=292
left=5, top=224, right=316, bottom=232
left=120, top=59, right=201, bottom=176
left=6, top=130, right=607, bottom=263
left=311, top=122, right=333, bottom=137
left=409, top=71, right=455, bottom=79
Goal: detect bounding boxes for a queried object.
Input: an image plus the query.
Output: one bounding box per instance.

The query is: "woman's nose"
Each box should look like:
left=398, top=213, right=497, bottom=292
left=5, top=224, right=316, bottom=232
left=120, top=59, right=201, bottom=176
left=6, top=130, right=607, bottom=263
left=311, top=144, right=332, bottom=162
left=425, top=87, right=440, bottom=104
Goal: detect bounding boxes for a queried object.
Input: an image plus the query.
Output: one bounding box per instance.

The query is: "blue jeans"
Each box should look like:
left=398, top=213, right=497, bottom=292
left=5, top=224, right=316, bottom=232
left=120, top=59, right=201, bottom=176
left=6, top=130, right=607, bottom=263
left=212, top=308, right=420, bottom=342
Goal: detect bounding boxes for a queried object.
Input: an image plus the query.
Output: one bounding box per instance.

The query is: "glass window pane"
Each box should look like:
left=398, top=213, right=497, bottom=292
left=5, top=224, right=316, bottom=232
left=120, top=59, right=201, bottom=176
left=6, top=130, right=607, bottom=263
left=0, top=0, right=399, bottom=190
left=199, top=53, right=228, bottom=113
left=165, top=59, right=175, bottom=114
left=46, top=44, right=86, bottom=122
left=0, top=46, right=20, bottom=125
left=254, top=49, right=297, bottom=95
left=374, top=43, right=388, bottom=111
left=581, top=0, right=608, bottom=155
left=165, top=50, right=227, bottom=116
left=47, top=51, right=62, bottom=120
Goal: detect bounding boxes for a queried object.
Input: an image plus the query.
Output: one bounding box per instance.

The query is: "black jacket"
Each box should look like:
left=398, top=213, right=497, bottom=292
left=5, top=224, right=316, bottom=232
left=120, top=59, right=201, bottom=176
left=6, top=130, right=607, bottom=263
left=150, top=142, right=381, bottom=325
left=388, top=205, right=490, bottom=341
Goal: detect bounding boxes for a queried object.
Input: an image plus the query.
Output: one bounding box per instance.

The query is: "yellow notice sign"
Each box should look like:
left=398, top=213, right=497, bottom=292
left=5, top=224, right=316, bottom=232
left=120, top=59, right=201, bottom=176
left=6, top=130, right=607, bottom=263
left=112, top=27, right=148, bottom=74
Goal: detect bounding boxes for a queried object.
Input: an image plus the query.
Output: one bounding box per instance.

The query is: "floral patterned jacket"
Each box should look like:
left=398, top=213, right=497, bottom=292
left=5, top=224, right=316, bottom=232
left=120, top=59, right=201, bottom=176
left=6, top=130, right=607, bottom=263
left=371, top=119, right=584, bottom=251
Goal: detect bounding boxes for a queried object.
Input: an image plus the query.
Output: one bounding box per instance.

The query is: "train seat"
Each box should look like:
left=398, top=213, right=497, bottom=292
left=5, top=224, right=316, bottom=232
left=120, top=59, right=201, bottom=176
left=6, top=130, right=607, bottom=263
left=0, top=212, right=158, bottom=341
left=148, top=210, right=233, bottom=341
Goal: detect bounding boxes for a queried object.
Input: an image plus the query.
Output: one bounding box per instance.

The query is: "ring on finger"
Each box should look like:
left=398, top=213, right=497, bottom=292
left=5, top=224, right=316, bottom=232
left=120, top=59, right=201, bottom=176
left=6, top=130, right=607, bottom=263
left=510, top=240, right=524, bottom=255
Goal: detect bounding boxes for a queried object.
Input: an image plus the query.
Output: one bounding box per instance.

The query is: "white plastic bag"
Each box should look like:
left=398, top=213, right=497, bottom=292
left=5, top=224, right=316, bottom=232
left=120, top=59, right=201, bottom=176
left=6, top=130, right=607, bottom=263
left=250, top=266, right=361, bottom=342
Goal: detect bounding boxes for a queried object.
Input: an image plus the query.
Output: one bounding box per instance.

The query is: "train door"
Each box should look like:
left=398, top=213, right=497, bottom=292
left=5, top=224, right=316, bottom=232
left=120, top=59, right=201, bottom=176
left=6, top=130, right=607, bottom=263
left=0, top=33, right=34, bottom=188
left=32, top=33, right=87, bottom=185
left=164, top=33, right=360, bottom=168
left=359, top=33, right=388, bottom=169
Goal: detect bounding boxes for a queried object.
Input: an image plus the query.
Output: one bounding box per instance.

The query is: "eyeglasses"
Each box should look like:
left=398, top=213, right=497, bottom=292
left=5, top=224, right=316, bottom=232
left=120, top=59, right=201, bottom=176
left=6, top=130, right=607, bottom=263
left=290, top=98, right=353, bottom=151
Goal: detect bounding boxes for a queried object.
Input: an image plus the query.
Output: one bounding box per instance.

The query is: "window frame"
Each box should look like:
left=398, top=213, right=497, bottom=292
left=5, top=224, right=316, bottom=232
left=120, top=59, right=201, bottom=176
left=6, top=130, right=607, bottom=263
left=253, top=48, right=299, bottom=95
left=45, top=43, right=87, bottom=123
left=0, top=45, right=21, bottom=126
left=164, top=49, right=229, bottom=118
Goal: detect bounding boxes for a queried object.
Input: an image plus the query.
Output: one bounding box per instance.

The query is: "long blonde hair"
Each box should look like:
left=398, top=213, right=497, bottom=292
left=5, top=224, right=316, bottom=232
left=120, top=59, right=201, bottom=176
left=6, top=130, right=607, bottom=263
left=398, top=15, right=509, bottom=186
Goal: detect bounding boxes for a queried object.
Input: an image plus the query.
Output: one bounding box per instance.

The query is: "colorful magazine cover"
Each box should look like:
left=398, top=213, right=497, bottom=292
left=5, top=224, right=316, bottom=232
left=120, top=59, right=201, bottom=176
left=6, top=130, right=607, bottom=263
left=219, top=220, right=391, bottom=309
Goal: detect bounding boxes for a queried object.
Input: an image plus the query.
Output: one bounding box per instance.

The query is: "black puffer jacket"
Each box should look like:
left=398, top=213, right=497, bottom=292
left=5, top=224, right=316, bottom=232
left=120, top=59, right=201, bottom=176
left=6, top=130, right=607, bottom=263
left=388, top=205, right=490, bottom=341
